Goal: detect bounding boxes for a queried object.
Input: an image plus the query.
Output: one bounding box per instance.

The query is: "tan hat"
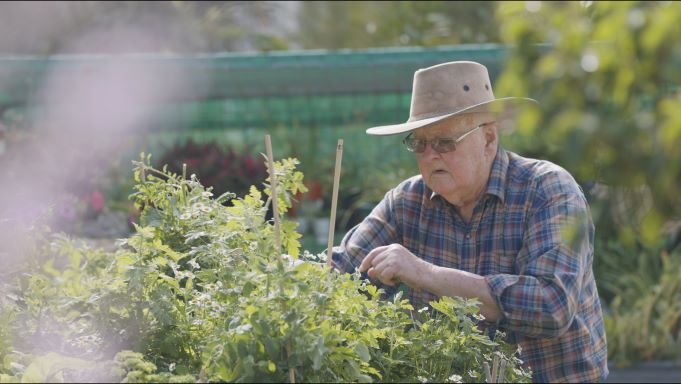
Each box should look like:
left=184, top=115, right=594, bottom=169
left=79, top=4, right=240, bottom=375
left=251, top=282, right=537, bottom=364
left=366, top=61, right=538, bottom=136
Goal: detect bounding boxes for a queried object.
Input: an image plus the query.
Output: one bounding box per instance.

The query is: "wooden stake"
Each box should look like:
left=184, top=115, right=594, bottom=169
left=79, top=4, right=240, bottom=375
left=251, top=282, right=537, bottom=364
left=326, top=139, right=344, bottom=266
left=265, top=134, right=281, bottom=255
left=483, top=361, right=492, bottom=383
left=266, top=134, right=294, bottom=382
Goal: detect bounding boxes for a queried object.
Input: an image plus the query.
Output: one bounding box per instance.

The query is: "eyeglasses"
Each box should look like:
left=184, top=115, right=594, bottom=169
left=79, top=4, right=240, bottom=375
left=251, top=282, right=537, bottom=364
left=402, top=122, right=491, bottom=154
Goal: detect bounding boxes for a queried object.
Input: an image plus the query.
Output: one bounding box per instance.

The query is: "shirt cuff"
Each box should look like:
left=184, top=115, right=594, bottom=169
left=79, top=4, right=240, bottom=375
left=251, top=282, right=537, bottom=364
left=484, top=273, right=520, bottom=325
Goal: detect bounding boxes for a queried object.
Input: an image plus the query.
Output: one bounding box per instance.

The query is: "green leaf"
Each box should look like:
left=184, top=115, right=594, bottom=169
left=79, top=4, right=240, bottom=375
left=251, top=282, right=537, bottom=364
left=353, top=343, right=371, bottom=363
left=20, top=353, right=90, bottom=383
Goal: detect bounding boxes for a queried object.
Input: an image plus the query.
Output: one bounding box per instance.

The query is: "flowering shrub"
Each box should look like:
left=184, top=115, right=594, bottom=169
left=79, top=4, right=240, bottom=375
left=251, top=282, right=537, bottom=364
left=157, top=140, right=267, bottom=202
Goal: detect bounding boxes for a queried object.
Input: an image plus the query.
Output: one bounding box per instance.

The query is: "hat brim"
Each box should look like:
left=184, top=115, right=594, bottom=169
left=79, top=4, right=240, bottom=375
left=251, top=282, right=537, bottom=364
left=366, top=97, right=539, bottom=136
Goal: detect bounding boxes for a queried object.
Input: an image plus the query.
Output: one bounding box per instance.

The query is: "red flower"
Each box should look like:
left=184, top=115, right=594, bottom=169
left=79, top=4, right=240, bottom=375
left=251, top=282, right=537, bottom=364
left=306, top=181, right=323, bottom=201
left=90, top=190, right=105, bottom=212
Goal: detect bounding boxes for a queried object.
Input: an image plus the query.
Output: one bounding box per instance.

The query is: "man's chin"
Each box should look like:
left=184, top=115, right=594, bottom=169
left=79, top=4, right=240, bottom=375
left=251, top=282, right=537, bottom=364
left=426, top=182, right=453, bottom=197
left=426, top=173, right=453, bottom=187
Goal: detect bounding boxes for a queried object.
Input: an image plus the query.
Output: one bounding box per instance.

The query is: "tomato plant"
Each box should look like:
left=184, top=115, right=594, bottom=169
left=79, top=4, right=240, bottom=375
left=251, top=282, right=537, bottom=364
left=0, top=153, right=531, bottom=383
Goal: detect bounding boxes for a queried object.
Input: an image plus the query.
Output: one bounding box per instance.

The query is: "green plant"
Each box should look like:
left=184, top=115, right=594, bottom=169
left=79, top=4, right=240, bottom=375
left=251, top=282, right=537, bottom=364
left=495, top=1, right=681, bottom=246
left=599, top=241, right=681, bottom=367
left=0, top=153, right=531, bottom=383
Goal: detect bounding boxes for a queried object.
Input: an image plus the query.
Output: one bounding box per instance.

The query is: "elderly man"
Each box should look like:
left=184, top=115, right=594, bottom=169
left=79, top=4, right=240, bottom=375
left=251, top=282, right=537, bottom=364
left=332, top=61, right=608, bottom=382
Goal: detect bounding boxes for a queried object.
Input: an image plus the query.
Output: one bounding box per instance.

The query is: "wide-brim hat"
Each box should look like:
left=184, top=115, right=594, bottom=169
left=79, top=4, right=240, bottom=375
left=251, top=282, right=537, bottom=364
left=366, top=61, right=539, bottom=136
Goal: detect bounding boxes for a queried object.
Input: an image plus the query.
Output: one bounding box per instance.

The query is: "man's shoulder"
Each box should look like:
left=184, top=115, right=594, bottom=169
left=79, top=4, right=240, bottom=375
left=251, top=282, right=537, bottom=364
left=393, top=174, right=427, bottom=192
left=506, top=150, right=584, bottom=197
left=507, top=151, right=577, bottom=184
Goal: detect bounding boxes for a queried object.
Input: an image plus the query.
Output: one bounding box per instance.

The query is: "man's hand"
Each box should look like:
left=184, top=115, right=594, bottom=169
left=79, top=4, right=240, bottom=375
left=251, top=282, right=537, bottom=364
left=358, top=244, right=433, bottom=288
left=358, top=243, right=502, bottom=322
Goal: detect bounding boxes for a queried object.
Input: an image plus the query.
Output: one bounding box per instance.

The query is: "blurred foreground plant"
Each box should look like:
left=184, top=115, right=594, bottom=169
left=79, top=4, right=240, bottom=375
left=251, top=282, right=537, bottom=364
left=496, top=1, right=681, bottom=246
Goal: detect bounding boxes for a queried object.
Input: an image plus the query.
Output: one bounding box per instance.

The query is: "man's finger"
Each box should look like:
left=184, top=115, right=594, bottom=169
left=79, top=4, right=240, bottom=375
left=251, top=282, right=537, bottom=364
left=367, top=267, right=377, bottom=279
left=359, top=245, right=389, bottom=272
left=375, top=265, right=398, bottom=287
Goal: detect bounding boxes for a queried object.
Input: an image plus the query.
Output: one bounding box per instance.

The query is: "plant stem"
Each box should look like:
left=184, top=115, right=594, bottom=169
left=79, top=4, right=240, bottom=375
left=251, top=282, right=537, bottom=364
left=265, top=135, right=281, bottom=257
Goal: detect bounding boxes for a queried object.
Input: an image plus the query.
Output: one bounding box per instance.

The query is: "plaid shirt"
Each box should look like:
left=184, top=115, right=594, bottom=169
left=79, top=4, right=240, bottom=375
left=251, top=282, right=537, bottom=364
left=332, top=147, right=608, bottom=383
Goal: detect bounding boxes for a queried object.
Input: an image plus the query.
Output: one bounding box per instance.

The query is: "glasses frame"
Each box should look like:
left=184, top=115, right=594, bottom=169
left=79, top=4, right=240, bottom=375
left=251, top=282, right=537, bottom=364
left=402, top=122, right=493, bottom=154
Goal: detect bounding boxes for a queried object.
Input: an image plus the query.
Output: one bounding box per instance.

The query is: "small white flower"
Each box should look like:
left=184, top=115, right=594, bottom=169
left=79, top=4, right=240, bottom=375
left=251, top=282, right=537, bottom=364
left=447, top=374, right=462, bottom=383
left=281, top=254, right=304, bottom=267
left=202, top=191, right=213, bottom=198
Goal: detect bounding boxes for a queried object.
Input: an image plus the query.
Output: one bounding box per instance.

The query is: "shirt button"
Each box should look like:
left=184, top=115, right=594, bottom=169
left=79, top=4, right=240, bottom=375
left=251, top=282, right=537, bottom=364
left=466, top=233, right=471, bottom=239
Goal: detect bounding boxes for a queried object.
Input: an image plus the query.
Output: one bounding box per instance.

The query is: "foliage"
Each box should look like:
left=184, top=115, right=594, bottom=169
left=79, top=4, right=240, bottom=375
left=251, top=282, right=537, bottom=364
left=495, top=1, right=681, bottom=246
left=0, top=129, right=136, bottom=238
left=156, top=140, right=267, bottom=203
left=0, top=1, right=291, bottom=55
left=602, top=242, right=681, bottom=367
left=0, top=153, right=531, bottom=383
left=0, top=1, right=502, bottom=55
left=295, top=1, right=499, bottom=49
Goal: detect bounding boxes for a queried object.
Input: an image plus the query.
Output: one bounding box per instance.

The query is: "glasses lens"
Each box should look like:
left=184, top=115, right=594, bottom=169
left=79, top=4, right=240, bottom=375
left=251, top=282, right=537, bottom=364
left=404, top=138, right=426, bottom=153
left=432, top=138, right=456, bottom=153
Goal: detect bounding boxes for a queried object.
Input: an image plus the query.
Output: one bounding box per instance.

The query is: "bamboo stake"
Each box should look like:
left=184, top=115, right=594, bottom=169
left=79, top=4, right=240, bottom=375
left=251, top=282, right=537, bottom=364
left=264, top=134, right=281, bottom=256
left=483, top=361, right=492, bottom=383
left=491, top=355, right=500, bottom=383
left=265, top=135, right=295, bottom=383
left=326, top=139, right=344, bottom=267
left=497, top=359, right=508, bottom=382
left=286, top=344, right=295, bottom=383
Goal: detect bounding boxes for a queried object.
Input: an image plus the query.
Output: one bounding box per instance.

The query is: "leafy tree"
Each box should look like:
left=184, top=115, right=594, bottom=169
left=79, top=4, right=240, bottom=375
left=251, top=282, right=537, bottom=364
left=0, top=1, right=290, bottom=55
left=295, top=1, right=499, bottom=49
left=495, top=1, right=681, bottom=247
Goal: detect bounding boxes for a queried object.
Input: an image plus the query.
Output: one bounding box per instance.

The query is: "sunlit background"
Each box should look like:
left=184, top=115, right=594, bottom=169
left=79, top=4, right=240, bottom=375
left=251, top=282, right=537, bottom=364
left=1, top=1, right=680, bottom=382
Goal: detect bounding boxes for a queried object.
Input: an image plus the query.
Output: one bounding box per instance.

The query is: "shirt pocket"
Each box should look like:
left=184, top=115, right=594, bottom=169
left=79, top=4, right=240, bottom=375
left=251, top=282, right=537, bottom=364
left=493, top=249, right=517, bottom=274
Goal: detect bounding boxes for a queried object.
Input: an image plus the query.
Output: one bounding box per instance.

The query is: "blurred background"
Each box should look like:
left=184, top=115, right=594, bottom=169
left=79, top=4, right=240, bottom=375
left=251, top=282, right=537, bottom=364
left=0, top=0, right=680, bottom=376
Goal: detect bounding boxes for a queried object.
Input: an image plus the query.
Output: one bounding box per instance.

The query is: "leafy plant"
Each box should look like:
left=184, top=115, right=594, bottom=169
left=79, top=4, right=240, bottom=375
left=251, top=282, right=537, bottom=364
left=0, top=153, right=531, bottom=383
left=495, top=0, right=681, bottom=246
left=600, top=241, right=681, bottom=367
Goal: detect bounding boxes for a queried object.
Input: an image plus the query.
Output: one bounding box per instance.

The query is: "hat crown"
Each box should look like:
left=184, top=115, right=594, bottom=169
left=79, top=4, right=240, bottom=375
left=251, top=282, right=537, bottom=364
left=365, top=60, right=537, bottom=136
left=409, top=61, right=495, bottom=122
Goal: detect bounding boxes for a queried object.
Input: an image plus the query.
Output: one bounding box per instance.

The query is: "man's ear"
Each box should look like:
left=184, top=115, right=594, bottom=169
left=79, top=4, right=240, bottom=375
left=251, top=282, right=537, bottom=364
left=483, top=122, right=498, bottom=149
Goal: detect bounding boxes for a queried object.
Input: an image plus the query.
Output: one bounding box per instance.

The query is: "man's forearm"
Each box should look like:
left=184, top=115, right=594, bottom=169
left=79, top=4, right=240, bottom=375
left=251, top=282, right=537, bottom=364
left=417, top=263, right=502, bottom=323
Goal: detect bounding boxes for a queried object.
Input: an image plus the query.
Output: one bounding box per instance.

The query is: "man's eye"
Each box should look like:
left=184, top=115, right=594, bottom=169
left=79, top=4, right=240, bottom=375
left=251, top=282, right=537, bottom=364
left=435, top=139, right=456, bottom=147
